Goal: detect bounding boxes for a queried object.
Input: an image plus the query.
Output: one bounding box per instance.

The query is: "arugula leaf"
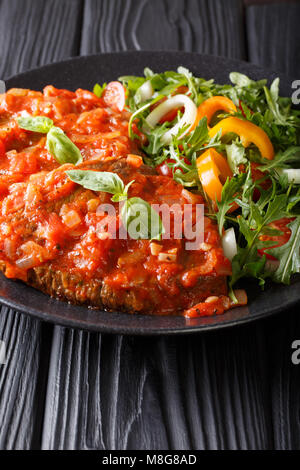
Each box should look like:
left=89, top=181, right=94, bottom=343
left=229, top=193, right=289, bottom=287
left=216, top=173, right=247, bottom=234
left=287, top=187, right=300, bottom=213
left=230, top=72, right=266, bottom=89
left=121, top=197, right=165, bottom=240
left=177, top=66, right=197, bottom=101
left=264, top=78, right=300, bottom=127
left=144, top=122, right=169, bottom=155
left=267, top=217, right=300, bottom=283
left=66, top=170, right=131, bottom=201
left=17, top=116, right=53, bottom=133
left=259, top=146, right=300, bottom=171
left=183, top=117, right=209, bottom=157
left=173, top=168, right=199, bottom=188
left=128, top=94, right=163, bottom=140
left=230, top=249, right=266, bottom=288
left=121, top=66, right=300, bottom=291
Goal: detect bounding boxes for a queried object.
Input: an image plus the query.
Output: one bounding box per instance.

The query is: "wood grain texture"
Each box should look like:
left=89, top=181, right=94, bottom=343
left=246, top=5, right=300, bottom=447
left=0, top=0, right=83, bottom=450
left=81, top=0, right=246, bottom=59
left=0, top=0, right=83, bottom=79
left=0, top=308, right=52, bottom=449
left=264, top=312, right=300, bottom=450
left=246, top=3, right=300, bottom=76
left=42, top=325, right=273, bottom=450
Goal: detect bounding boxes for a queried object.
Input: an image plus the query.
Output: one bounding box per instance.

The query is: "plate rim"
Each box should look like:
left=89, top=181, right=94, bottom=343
left=0, top=278, right=299, bottom=335
left=4, top=50, right=296, bottom=84
left=2, top=50, right=299, bottom=334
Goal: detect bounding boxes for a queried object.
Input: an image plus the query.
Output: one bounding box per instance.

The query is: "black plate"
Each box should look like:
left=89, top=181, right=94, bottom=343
left=2, top=51, right=299, bottom=334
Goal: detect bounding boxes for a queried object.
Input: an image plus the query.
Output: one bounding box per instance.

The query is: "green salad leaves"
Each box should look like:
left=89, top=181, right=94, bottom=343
left=117, top=67, right=300, bottom=288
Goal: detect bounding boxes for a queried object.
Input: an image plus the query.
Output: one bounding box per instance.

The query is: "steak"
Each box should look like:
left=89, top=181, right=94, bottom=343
left=0, top=86, right=231, bottom=315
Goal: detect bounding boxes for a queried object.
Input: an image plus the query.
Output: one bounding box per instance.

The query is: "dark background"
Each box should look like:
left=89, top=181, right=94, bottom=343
left=0, top=0, right=300, bottom=450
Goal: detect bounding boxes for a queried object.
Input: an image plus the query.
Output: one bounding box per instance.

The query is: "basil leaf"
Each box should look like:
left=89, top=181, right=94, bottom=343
left=111, top=180, right=135, bottom=202
left=17, top=115, right=53, bottom=133
left=121, top=197, right=164, bottom=240
left=66, top=169, right=126, bottom=196
left=46, top=126, right=82, bottom=165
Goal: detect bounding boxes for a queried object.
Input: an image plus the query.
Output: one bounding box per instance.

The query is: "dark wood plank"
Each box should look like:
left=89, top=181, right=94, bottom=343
left=246, top=2, right=300, bottom=449
left=81, top=0, right=246, bottom=59
left=0, top=308, right=52, bottom=449
left=0, top=0, right=83, bottom=79
left=246, top=3, right=300, bottom=76
left=264, top=311, right=300, bottom=450
left=0, top=0, right=83, bottom=450
left=41, top=325, right=272, bottom=450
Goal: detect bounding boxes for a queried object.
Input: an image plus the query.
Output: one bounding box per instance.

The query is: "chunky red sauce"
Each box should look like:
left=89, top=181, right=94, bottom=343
left=0, top=86, right=231, bottom=315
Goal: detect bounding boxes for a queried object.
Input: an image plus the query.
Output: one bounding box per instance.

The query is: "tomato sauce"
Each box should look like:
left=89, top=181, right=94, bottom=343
left=0, top=86, right=231, bottom=315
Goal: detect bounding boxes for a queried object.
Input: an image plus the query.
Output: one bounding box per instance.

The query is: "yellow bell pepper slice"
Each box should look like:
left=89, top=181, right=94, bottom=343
left=196, top=148, right=233, bottom=202
left=191, top=96, right=237, bottom=131
left=209, top=116, right=274, bottom=160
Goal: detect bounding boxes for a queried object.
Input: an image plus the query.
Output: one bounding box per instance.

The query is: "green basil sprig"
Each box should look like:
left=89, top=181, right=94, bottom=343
left=66, top=170, right=164, bottom=239
left=66, top=170, right=132, bottom=202
left=46, top=126, right=82, bottom=165
left=121, top=196, right=164, bottom=240
left=17, top=116, right=53, bottom=133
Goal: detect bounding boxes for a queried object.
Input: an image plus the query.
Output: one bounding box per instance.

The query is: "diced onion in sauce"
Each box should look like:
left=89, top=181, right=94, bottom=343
left=158, top=252, right=177, bottom=263
left=205, top=296, right=219, bottom=303
left=16, top=241, right=45, bottom=269
left=62, top=210, right=81, bottom=228
left=199, top=242, right=212, bottom=251
left=150, top=242, right=162, bottom=256
left=16, top=255, right=38, bottom=269
left=87, top=198, right=100, bottom=212
left=126, top=154, right=143, bottom=168
left=4, top=239, right=15, bottom=259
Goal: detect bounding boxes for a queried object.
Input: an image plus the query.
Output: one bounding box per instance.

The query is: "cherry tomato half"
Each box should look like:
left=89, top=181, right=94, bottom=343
left=102, top=81, right=126, bottom=112
left=258, top=217, right=293, bottom=260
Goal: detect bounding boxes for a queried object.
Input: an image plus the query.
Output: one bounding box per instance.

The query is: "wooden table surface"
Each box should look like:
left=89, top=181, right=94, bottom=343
left=0, top=0, right=299, bottom=450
